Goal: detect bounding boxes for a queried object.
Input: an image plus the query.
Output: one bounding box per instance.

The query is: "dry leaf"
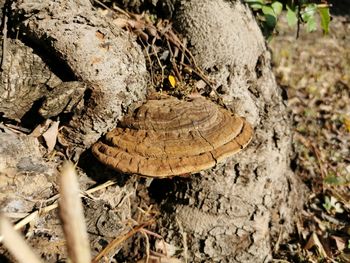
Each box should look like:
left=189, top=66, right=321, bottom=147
left=42, top=120, right=59, bottom=152
left=155, top=240, right=177, bottom=257
left=304, top=232, right=329, bottom=258
left=344, top=116, right=350, bottom=132
left=330, top=235, right=347, bottom=251
left=30, top=119, right=52, bottom=138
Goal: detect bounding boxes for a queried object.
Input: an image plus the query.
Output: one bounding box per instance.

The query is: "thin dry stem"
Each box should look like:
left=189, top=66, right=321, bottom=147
left=151, top=44, right=165, bottom=85
left=166, top=39, right=183, bottom=83
left=58, top=161, right=91, bottom=263
left=92, top=220, right=155, bottom=263
left=0, top=214, right=44, bottom=263
left=140, top=230, right=150, bottom=263
left=1, top=14, right=8, bottom=71
left=141, top=228, right=168, bottom=258
left=84, top=180, right=116, bottom=196
left=0, top=180, right=117, bottom=241
left=179, top=37, right=187, bottom=71
left=0, top=203, right=58, bottom=242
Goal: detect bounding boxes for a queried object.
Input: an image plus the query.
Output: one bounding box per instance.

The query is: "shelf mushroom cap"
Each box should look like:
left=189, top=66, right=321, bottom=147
left=92, top=95, right=253, bottom=178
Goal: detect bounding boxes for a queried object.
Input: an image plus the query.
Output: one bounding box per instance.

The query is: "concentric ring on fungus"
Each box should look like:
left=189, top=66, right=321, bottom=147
left=92, top=95, right=253, bottom=178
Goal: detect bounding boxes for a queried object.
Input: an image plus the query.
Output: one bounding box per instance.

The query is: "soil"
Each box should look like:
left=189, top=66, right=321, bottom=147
left=269, top=3, right=350, bottom=261
left=2, top=0, right=341, bottom=262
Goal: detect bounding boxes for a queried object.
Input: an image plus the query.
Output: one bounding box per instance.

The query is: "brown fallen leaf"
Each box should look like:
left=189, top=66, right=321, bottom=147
left=304, top=232, right=330, bottom=259
left=42, top=120, right=59, bottom=152
left=30, top=119, right=52, bottom=138
left=330, top=235, right=347, bottom=251
left=155, top=239, right=178, bottom=257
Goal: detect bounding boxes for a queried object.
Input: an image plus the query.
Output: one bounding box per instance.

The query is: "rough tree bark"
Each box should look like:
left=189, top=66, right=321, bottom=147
left=0, top=0, right=306, bottom=262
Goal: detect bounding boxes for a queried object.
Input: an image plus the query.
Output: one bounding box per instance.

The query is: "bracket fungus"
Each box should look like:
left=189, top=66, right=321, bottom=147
left=92, top=95, right=253, bottom=178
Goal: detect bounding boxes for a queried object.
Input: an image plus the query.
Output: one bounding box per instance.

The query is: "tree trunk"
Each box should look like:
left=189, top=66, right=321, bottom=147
left=0, top=0, right=307, bottom=262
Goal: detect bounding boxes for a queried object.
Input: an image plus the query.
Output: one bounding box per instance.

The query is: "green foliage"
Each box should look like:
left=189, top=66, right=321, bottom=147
left=324, top=174, right=347, bottom=186
left=323, top=196, right=344, bottom=214
left=244, top=0, right=331, bottom=38
left=318, top=6, right=331, bottom=34
left=324, top=169, right=350, bottom=186
left=286, top=5, right=298, bottom=27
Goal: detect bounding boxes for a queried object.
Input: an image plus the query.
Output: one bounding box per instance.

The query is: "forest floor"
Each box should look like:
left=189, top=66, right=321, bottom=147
left=269, top=6, right=350, bottom=262
left=1, top=2, right=349, bottom=262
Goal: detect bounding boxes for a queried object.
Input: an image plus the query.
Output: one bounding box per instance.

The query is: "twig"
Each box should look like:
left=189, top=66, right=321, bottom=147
left=0, top=203, right=58, bottom=243
left=140, top=230, right=150, bottom=263
left=85, top=180, right=117, bottom=195
left=179, top=37, right=187, bottom=71
left=273, top=226, right=284, bottom=254
left=94, top=0, right=131, bottom=18
left=0, top=214, right=44, bottom=263
left=179, top=62, right=212, bottom=88
left=1, top=14, right=8, bottom=71
left=91, top=220, right=155, bottom=263
left=139, top=39, right=155, bottom=87
left=58, top=161, right=91, bottom=263
left=0, top=180, right=117, bottom=242
left=166, top=39, right=182, bottom=83
left=111, top=2, right=131, bottom=18
left=165, top=30, right=215, bottom=87
left=140, top=228, right=163, bottom=239
left=141, top=228, right=168, bottom=257
left=151, top=44, right=165, bottom=86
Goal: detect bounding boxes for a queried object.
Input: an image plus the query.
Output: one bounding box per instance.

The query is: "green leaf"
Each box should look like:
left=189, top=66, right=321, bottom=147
left=323, top=196, right=332, bottom=211
left=262, top=5, right=275, bottom=16
left=262, top=6, right=277, bottom=28
left=286, top=5, right=298, bottom=27
left=306, top=16, right=317, bottom=32
left=322, top=196, right=344, bottom=214
left=271, top=1, right=283, bottom=16
left=245, top=0, right=264, bottom=3
left=265, top=15, right=277, bottom=28
left=324, top=174, right=347, bottom=185
left=301, top=3, right=317, bottom=22
left=245, top=0, right=264, bottom=9
left=318, top=7, right=330, bottom=34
